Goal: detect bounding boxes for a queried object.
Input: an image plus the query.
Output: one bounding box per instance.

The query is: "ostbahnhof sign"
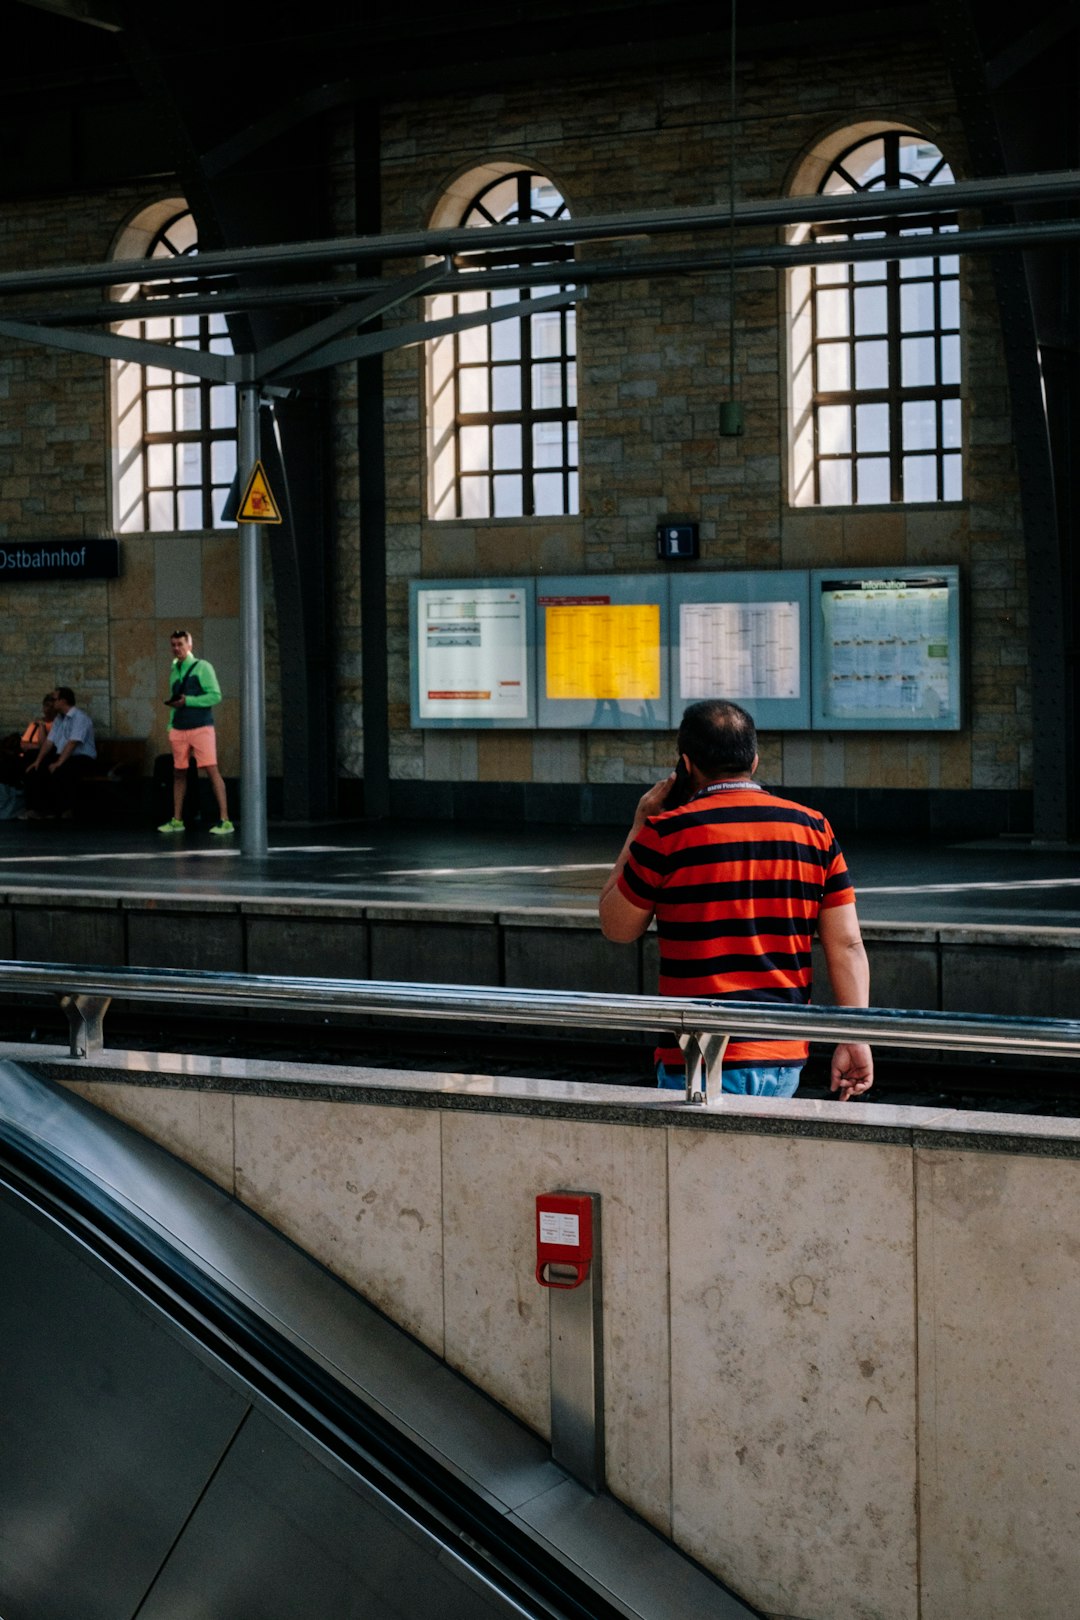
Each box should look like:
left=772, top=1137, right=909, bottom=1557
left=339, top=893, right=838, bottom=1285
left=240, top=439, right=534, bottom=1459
left=0, top=539, right=120, bottom=581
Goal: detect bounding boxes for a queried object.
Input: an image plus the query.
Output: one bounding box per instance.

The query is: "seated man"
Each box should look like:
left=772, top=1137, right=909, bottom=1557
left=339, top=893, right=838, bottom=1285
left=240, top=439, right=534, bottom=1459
left=23, top=687, right=97, bottom=820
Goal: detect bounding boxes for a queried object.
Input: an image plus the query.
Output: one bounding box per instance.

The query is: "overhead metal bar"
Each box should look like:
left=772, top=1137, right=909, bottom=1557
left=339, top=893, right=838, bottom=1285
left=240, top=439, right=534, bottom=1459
left=272, top=287, right=584, bottom=379
left=6, top=216, right=1080, bottom=343
left=1, top=168, right=1078, bottom=300
left=0, top=315, right=232, bottom=381
left=255, top=261, right=449, bottom=379
left=13, top=0, right=122, bottom=30
left=0, top=289, right=584, bottom=382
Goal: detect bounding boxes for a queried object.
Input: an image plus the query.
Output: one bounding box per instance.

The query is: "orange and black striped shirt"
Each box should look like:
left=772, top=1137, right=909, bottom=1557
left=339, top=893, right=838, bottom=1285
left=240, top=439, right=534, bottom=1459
left=617, top=782, right=856, bottom=1066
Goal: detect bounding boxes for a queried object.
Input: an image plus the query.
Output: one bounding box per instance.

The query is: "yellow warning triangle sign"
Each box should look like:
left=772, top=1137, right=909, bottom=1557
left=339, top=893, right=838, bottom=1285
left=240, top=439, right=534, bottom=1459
left=236, top=460, right=283, bottom=524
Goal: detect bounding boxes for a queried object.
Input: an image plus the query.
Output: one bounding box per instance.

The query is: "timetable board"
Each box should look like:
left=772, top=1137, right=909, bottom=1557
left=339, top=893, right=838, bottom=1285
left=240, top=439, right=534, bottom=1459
left=409, top=579, right=535, bottom=728
left=670, top=571, right=811, bottom=730
left=536, top=575, right=670, bottom=729
left=811, top=567, right=961, bottom=730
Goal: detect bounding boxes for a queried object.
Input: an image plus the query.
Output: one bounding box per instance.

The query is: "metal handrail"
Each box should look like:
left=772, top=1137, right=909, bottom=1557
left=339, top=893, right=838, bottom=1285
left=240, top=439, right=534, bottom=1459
left=3, top=962, right=1080, bottom=1102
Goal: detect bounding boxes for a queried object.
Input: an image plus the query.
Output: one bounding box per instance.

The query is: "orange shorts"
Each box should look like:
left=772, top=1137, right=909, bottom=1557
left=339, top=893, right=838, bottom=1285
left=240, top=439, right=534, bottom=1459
left=170, top=725, right=217, bottom=768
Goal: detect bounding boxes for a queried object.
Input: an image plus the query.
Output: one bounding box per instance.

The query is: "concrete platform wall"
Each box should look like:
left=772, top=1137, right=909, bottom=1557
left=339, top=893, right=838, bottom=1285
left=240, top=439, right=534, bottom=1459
left=50, top=1059, right=1080, bottom=1620
left=4, top=889, right=1080, bottom=1021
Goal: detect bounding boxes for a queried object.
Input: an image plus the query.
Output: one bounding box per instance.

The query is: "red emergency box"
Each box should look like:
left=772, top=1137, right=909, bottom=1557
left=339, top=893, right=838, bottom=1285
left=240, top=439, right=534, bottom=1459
left=535, top=1192, right=594, bottom=1289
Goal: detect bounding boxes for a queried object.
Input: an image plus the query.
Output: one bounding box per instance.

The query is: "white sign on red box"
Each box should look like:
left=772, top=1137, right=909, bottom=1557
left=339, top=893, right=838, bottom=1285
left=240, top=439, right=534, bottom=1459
left=539, top=1211, right=580, bottom=1247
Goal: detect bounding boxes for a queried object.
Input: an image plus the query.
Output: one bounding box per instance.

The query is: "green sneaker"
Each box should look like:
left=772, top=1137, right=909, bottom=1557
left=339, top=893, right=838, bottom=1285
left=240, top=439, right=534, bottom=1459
left=209, top=819, right=235, bottom=836
left=157, top=817, right=185, bottom=833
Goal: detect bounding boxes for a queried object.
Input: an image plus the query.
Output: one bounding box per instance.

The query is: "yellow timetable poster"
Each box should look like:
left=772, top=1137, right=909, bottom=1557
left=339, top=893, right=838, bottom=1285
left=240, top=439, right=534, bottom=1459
left=545, top=602, right=661, bottom=700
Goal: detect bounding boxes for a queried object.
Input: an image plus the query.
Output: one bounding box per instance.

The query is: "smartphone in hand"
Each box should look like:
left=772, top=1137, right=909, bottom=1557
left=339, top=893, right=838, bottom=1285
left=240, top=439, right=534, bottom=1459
left=663, top=756, right=693, bottom=809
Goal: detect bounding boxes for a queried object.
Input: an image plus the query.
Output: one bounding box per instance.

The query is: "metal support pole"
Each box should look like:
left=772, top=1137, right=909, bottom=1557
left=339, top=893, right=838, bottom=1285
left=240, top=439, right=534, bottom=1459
left=547, top=1193, right=604, bottom=1492
left=237, top=381, right=268, bottom=859
left=679, top=1029, right=731, bottom=1105
left=59, top=994, right=111, bottom=1058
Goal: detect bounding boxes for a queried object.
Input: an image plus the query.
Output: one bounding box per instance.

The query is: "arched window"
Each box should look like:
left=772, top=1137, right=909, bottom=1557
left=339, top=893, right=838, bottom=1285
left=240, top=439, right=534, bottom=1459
left=789, top=132, right=959, bottom=506
left=112, top=203, right=237, bottom=533
left=427, top=170, right=577, bottom=520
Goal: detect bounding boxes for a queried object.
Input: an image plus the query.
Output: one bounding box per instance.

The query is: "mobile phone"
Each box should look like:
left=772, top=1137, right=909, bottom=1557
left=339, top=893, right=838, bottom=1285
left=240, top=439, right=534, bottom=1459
left=663, top=756, right=693, bottom=809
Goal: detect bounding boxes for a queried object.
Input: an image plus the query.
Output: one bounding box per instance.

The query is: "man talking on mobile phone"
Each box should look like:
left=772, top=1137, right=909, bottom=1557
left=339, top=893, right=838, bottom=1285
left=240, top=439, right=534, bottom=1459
left=599, top=699, right=873, bottom=1102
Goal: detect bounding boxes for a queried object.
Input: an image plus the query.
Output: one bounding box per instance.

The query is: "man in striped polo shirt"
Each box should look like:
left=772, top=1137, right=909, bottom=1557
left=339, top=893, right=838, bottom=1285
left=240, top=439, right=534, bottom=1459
left=599, top=700, right=873, bottom=1101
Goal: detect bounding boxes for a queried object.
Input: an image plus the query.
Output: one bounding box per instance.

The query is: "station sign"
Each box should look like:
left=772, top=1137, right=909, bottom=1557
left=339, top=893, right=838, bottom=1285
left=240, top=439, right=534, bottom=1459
left=0, top=538, right=120, bottom=581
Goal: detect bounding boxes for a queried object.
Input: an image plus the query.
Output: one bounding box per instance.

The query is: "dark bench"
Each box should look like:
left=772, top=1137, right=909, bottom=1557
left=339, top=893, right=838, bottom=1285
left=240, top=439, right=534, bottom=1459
left=81, top=738, right=148, bottom=818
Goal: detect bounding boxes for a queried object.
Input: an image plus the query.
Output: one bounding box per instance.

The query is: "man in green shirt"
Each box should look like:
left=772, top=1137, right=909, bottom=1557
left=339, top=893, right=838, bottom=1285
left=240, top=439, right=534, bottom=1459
left=158, top=628, right=234, bottom=835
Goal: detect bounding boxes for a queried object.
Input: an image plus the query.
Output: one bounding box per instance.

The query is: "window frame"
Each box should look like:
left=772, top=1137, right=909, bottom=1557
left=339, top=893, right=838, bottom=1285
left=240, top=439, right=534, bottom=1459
left=806, top=132, right=961, bottom=507
left=429, top=170, right=578, bottom=521
left=113, top=207, right=237, bottom=535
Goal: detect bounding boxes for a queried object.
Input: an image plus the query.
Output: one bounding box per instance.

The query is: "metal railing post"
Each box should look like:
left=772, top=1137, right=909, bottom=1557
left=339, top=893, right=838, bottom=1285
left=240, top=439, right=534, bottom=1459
left=679, top=1030, right=731, bottom=1104
left=58, top=994, right=111, bottom=1058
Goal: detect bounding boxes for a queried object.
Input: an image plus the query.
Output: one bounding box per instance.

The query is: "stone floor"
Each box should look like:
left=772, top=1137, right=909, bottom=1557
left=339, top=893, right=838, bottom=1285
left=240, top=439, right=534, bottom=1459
left=0, top=816, right=1077, bottom=929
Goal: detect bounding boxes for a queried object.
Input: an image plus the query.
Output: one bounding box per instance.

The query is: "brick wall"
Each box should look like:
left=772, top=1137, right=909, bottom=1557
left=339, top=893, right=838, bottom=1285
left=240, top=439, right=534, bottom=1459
left=370, top=37, right=1030, bottom=801
left=0, top=186, right=278, bottom=780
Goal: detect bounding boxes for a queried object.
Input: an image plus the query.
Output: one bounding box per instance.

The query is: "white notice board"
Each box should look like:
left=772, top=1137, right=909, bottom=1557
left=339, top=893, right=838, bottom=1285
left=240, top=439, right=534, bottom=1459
left=409, top=579, right=535, bottom=728
left=670, top=571, right=811, bottom=730
left=811, top=566, right=962, bottom=730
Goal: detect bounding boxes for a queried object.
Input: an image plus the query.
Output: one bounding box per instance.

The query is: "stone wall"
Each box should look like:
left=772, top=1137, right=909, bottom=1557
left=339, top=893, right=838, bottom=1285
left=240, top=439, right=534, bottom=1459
left=0, top=187, right=278, bottom=779
left=59, top=1063, right=1080, bottom=1620
left=372, top=36, right=1030, bottom=803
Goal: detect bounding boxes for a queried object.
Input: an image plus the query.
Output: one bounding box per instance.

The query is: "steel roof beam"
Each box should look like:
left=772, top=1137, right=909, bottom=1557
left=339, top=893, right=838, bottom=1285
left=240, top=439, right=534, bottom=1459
left=3, top=218, right=1078, bottom=359
left=256, top=262, right=448, bottom=380
left=272, top=288, right=584, bottom=379
left=0, top=168, right=1077, bottom=301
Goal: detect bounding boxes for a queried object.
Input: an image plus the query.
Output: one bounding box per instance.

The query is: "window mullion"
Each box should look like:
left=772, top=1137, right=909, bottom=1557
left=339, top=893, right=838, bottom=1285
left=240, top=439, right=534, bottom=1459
left=886, top=246, right=903, bottom=502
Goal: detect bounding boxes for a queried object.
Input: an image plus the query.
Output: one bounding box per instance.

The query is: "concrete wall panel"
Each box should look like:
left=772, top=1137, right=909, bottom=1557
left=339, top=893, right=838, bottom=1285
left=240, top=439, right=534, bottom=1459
left=668, top=1130, right=918, bottom=1620
left=125, top=909, right=244, bottom=974
left=64, top=1079, right=235, bottom=1193
left=503, top=924, right=639, bottom=995
left=916, top=1148, right=1080, bottom=1620
left=245, top=916, right=369, bottom=980
left=13, top=903, right=125, bottom=967
left=233, top=1095, right=445, bottom=1355
left=440, top=1109, right=672, bottom=1536
left=369, top=921, right=499, bottom=986
left=940, top=944, right=1080, bottom=1017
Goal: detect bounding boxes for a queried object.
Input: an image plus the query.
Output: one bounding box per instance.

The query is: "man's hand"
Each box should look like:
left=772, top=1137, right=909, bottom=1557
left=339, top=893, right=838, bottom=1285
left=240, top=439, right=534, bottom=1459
left=48, top=762, right=60, bottom=774
left=25, top=761, right=38, bottom=774
left=598, top=772, right=674, bottom=942
left=830, top=1042, right=873, bottom=1101
left=172, top=694, right=186, bottom=707
left=633, top=773, right=675, bottom=827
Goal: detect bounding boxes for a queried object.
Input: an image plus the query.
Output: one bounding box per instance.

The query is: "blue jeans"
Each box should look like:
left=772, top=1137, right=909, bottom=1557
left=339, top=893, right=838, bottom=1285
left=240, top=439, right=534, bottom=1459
left=656, top=1061, right=803, bottom=1099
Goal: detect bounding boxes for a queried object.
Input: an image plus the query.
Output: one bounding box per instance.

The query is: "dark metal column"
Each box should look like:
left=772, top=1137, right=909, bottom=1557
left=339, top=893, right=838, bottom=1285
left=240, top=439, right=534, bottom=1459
left=355, top=101, right=390, bottom=819
left=936, top=0, right=1074, bottom=840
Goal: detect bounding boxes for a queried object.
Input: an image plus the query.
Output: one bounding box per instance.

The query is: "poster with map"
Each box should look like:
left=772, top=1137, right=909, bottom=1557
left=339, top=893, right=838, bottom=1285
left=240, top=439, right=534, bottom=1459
left=812, top=569, right=961, bottom=729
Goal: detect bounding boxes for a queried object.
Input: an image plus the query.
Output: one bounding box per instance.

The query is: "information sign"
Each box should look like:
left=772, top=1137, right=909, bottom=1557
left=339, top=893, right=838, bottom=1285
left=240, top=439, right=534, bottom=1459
left=0, top=538, right=120, bottom=581
left=537, top=576, right=669, bottom=730
left=409, top=579, right=534, bottom=728
left=811, top=567, right=961, bottom=730
left=670, top=571, right=811, bottom=730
